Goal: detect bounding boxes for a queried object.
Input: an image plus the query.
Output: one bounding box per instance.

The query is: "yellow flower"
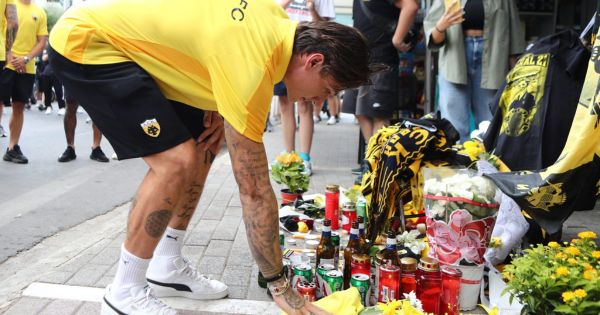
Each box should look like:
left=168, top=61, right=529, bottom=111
left=592, top=251, right=600, bottom=259
left=555, top=252, right=567, bottom=260
left=584, top=263, right=593, bottom=271
left=565, top=247, right=580, bottom=256
left=562, top=291, right=575, bottom=302
left=489, top=237, right=502, bottom=248
left=578, top=231, right=597, bottom=239
left=583, top=269, right=597, bottom=280
left=548, top=241, right=561, bottom=249
left=568, top=258, right=577, bottom=265
left=556, top=266, right=570, bottom=276
left=574, top=289, right=587, bottom=299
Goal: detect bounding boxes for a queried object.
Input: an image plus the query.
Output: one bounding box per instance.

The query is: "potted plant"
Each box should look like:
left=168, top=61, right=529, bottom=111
left=270, top=151, right=309, bottom=204
left=502, top=231, right=600, bottom=315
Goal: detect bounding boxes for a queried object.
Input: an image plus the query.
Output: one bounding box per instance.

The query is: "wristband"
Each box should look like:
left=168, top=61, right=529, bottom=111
left=267, top=278, right=290, bottom=296
left=263, top=268, right=286, bottom=283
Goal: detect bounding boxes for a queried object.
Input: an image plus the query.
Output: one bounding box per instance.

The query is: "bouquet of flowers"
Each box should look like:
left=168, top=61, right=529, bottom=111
left=270, top=151, right=309, bottom=194
left=423, top=167, right=500, bottom=266
left=503, top=232, right=600, bottom=315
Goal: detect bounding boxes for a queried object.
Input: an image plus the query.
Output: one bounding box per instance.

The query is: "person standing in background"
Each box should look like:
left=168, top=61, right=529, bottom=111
left=343, top=0, right=419, bottom=144
left=1, top=0, right=46, bottom=164
left=0, top=0, right=17, bottom=138
left=276, top=0, right=335, bottom=175
left=424, top=0, right=525, bottom=142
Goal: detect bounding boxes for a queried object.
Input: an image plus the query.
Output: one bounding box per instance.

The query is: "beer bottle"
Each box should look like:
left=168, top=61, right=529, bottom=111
left=343, top=221, right=360, bottom=289
left=380, top=230, right=400, bottom=266
left=316, top=218, right=336, bottom=268
left=357, top=216, right=368, bottom=254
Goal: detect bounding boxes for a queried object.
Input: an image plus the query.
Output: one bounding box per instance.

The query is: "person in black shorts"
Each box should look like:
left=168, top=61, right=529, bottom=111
left=0, top=1, right=17, bottom=138
left=57, top=91, right=109, bottom=163
left=2, top=0, right=48, bottom=164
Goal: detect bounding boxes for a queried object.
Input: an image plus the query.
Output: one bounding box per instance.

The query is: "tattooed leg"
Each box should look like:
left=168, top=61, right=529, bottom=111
left=123, top=139, right=200, bottom=259
left=169, top=147, right=217, bottom=230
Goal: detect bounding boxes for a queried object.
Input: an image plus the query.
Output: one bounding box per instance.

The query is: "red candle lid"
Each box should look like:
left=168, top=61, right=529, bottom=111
left=417, top=257, right=439, bottom=272
left=440, top=265, right=462, bottom=277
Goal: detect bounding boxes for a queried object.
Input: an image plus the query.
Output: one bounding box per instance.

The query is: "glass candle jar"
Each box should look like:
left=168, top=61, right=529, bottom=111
left=440, top=265, right=462, bottom=315
left=416, top=257, right=441, bottom=314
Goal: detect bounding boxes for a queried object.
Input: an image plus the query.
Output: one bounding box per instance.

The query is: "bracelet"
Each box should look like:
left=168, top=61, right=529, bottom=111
left=435, top=25, right=444, bottom=33
left=263, top=268, right=286, bottom=283
left=267, top=278, right=290, bottom=296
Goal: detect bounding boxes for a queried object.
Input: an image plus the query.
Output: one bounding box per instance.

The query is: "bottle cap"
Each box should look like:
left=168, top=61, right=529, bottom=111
left=400, top=257, right=418, bottom=272
left=343, top=202, right=355, bottom=210
left=323, top=218, right=331, bottom=226
left=417, top=257, right=439, bottom=272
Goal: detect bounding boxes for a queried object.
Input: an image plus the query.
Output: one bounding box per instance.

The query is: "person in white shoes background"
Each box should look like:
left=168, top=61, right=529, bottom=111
left=49, top=0, right=376, bottom=314
left=275, top=0, right=336, bottom=176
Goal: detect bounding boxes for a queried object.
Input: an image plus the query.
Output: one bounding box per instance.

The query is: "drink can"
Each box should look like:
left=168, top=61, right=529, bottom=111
left=378, top=264, right=400, bottom=303
left=341, top=202, right=357, bottom=232
left=331, top=232, right=340, bottom=268
left=356, top=199, right=367, bottom=222
left=296, top=281, right=317, bottom=302
left=283, top=259, right=293, bottom=281
left=351, top=253, right=371, bottom=277
left=350, top=273, right=371, bottom=307
left=292, top=263, right=313, bottom=289
left=279, top=231, right=285, bottom=250
left=322, top=270, right=343, bottom=297
left=316, top=263, right=336, bottom=299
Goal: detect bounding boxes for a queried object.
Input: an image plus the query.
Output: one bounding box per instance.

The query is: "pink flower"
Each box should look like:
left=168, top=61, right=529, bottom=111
left=426, top=210, right=496, bottom=265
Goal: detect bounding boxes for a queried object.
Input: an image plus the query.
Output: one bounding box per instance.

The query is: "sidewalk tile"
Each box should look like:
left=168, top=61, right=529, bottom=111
left=211, top=216, right=242, bottom=241
left=66, top=264, right=112, bottom=287
left=197, top=256, right=227, bottom=275
left=185, top=220, right=219, bottom=246
left=36, top=299, right=82, bottom=315
left=36, top=271, right=72, bottom=285
left=182, top=245, right=206, bottom=265
left=2, top=297, right=50, bottom=315
left=221, top=266, right=252, bottom=287
left=224, top=206, right=242, bottom=217
left=56, top=253, right=96, bottom=273
left=73, top=302, right=99, bottom=315
left=90, top=246, right=120, bottom=266
left=226, top=286, right=248, bottom=299
left=204, top=240, right=233, bottom=257
left=246, top=266, right=270, bottom=302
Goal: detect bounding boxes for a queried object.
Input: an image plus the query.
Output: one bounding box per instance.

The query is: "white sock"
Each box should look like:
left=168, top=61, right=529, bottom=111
left=153, top=227, right=186, bottom=257
left=110, top=245, right=150, bottom=299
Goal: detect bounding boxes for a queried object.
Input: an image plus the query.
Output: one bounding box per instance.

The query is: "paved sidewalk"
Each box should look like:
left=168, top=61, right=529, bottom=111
left=0, top=115, right=361, bottom=315
left=0, top=114, right=598, bottom=315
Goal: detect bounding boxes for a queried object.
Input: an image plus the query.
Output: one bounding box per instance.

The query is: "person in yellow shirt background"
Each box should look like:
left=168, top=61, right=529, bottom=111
left=1, top=0, right=46, bottom=164
left=0, top=0, right=17, bottom=138
left=49, top=0, right=376, bottom=314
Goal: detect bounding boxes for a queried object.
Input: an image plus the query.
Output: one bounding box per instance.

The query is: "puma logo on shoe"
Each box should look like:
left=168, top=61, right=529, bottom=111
left=166, top=235, right=178, bottom=241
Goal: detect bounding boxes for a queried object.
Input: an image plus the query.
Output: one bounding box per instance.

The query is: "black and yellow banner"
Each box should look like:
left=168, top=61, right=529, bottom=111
left=486, top=32, right=600, bottom=234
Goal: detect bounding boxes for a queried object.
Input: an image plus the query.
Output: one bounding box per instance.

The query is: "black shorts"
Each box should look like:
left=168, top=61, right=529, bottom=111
left=0, top=68, right=35, bottom=103
left=354, top=65, right=399, bottom=118
left=49, top=47, right=206, bottom=160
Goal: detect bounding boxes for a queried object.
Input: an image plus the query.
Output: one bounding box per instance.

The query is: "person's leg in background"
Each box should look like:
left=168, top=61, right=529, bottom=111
left=297, top=99, right=314, bottom=175
left=279, top=95, right=296, bottom=153
left=90, top=122, right=109, bottom=162
left=3, top=70, right=34, bottom=164
left=326, top=95, right=339, bottom=125
left=41, top=73, right=54, bottom=114
left=58, top=97, right=78, bottom=162
left=438, top=73, right=471, bottom=142
left=313, top=99, right=322, bottom=123
left=467, top=36, right=495, bottom=132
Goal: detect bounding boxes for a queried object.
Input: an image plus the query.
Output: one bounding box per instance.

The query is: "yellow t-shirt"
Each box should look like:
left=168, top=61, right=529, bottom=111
left=7, top=1, right=47, bottom=74
left=0, top=0, right=15, bottom=61
left=50, top=0, right=296, bottom=142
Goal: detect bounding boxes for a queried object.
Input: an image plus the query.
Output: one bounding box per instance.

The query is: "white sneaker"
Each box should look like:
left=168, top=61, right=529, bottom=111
left=45, top=107, right=53, bottom=115
left=77, top=107, right=86, bottom=114
left=101, top=284, right=178, bottom=315
left=302, top=160, right=313, bottom=176
left=147, top=257, right=228, bottom=300
left=57, top=108, right=66, bottom=116
left=326, top=116, right=337, bottom=125
left=313, top=114, right=321, bottom=123
left=0, top=125, right=6, bottom=137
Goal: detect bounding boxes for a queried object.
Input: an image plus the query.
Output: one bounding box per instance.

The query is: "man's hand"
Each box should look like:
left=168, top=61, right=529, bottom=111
left=10, top=55, right=25, bottom=73
left=270, top=278, right=332, bottom=315
left=196, top=111, right=225, bottom=154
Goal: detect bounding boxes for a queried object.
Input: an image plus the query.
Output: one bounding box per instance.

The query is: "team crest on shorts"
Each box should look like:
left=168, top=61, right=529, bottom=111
left=140, top=118, right=161, bottom=138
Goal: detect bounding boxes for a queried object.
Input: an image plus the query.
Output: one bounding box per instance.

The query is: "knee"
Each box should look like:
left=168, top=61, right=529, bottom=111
left=151, top=143, right=200, bottom=185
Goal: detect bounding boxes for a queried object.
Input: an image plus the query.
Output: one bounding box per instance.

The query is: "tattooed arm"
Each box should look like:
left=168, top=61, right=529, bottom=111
left=224, top=122, right=330, bottom=315
left=5, top=3, right=17, bottom=53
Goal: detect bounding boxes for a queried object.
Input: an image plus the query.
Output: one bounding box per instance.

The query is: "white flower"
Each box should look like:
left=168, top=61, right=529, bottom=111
left=403, top=291, right=423, bottom=311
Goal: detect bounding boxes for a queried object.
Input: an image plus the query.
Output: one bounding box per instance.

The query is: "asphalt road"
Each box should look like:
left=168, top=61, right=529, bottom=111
left=0, top=105, right=148, bottom=263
